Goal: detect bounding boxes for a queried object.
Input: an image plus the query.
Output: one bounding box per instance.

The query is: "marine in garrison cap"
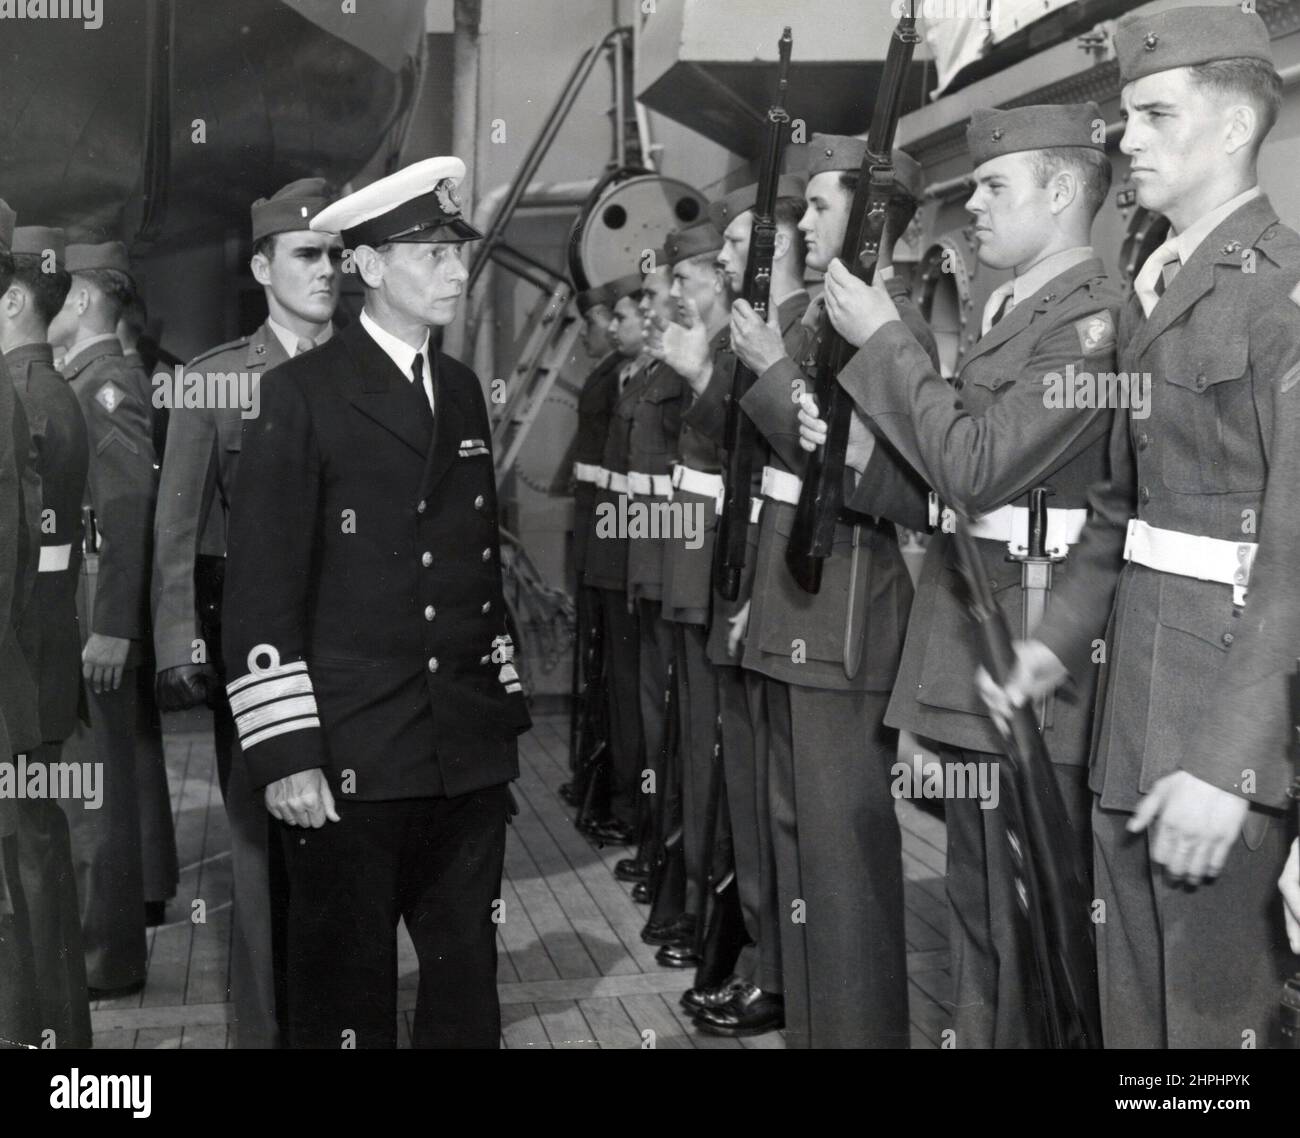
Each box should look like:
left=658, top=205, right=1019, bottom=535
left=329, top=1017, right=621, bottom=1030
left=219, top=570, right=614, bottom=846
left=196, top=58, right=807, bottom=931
left=223, top=156, right=529, bottom=1049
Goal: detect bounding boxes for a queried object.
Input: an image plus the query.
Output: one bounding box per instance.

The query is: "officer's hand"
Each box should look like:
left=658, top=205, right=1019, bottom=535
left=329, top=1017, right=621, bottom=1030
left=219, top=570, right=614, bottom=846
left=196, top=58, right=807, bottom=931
left=1280, top=838, right=1300, bottom=954
left=265, top=768, right=341, bottom=829
left=726, top=600, right=750, bottom=659
left=1129, top=770, right=1250, bottom=884
left=730, top=299, right=785, bottom=376
left=823, top=258, right=899, bottom=348
left=82, top=634, right=132, bottom=695
left=155, top=665, right=212, bottom=712
left=975, top=639, right=1068, bottom=736
left=648, top=299, right=712, bottom=394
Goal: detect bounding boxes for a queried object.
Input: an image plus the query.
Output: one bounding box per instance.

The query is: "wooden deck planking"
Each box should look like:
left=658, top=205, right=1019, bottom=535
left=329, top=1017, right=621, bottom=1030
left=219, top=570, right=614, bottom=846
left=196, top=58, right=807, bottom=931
left=94, top=715, right=952, bottom=1049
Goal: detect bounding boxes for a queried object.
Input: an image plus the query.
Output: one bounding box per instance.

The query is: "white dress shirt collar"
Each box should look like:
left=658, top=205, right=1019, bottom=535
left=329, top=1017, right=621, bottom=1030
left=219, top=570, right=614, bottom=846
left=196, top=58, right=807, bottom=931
left=267, top=316, right=334, bottom=359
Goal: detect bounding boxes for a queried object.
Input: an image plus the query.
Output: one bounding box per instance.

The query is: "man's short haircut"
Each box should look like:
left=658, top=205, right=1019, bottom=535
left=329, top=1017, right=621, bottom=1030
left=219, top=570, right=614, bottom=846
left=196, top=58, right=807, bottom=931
left=0, top=251, right=13, bottom=294
left=75, top=268, right=135, bottom=322
left=682, top=251, right=719, bottom=274
left=773, top=195, right=807, bottom=273
left=251, top=233, right=279, bottom=261
left=120, top=290, right=147, bottom=336
left=1028, top=146, right=1113, bottom=220
left=10, top=254, right=72, bottom=325
left=1186, top=57, right=1283, bottom=156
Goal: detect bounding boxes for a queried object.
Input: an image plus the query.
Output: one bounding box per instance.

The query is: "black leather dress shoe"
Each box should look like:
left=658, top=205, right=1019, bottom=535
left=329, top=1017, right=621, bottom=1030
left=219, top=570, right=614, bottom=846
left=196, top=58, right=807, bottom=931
left=631, top=881, right=651, bottom=903
left=87, top=979, right=146, bottom=1002
left=681, top=975, right=745, bottom=1015
left=640, top=912, right=695, bottom=945
left=145, top=901, right=167, bottom=927
left=584, top=818, right=634, bottom=845
left=694, top=984, right=784, bottom=1037
left=655, top=941, right=700, bottom=968
left=614, top=856, right=649, bottom=883
left=558, top=781, right=581, bottom=806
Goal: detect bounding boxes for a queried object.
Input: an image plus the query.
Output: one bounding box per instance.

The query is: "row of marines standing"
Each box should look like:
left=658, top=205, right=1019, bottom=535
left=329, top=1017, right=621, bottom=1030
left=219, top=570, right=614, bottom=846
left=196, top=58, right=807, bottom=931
left=567, top=2, right=1300, bottom=1047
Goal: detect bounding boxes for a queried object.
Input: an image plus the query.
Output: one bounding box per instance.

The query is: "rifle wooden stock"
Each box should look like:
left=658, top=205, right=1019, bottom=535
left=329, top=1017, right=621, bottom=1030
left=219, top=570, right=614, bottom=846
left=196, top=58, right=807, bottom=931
left=952, top=521, right=1102, bottom=1048
left=785, top=8, right=920, bottom=594
left=716, top=27, right=792, bottom=600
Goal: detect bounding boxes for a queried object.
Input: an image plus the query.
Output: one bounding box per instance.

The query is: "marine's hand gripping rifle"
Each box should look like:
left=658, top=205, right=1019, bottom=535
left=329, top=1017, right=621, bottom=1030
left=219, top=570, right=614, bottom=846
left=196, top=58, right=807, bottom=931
left=784, top=4, right=920, bottom=594
left=715, top=27, right=793, bottom=601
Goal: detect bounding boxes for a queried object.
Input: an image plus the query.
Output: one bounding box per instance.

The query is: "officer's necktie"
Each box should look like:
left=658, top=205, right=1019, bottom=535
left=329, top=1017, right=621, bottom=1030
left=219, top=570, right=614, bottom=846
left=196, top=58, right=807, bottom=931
left=295, top=337, right=315, bottom=357
left=1134, top=239, right=1182, bottom=317
left=410, top=353, right=434, bottom=435
left=980, top=281, right=1015, bottom=336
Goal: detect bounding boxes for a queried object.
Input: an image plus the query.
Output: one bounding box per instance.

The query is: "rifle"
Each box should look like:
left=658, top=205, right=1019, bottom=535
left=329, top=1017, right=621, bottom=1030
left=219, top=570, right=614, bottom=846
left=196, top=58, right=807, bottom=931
left=785, top=3, right=921, bottom=593
left=952, top=518, right=1102, bottom=1048
left=715, top=27, right=793, bottom=601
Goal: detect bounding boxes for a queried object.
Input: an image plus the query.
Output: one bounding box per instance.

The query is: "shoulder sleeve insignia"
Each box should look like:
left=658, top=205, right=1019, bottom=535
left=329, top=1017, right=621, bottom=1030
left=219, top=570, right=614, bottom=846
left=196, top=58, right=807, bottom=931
left=1074, top=311, right=1115, bottom=355
left=95, top=381, right=126, bottom=413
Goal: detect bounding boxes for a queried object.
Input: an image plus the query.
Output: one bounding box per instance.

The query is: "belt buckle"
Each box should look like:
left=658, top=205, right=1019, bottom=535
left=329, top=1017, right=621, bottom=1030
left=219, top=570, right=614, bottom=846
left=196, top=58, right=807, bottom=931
left=1232, top=543, right=1254, bottom=607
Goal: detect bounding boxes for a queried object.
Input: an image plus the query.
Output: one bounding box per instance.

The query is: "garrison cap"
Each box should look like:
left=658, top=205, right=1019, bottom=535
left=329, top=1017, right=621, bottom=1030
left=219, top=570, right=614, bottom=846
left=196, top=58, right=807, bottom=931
left=1115, top=4, right=1273, bottom=85
left=251, top=177, right=335, bottom=242
left=0, top=199, right=15, bottom=251
left=604, top=272, right=646, bottom=305
left=575, top=284, right=614, bottom=315
left=663, top=219, right=724, bottom=267
left=967, top=102, right=1106, bottom=168
left=311, top=156, right=483, bottom=248
left=12, top=226, right=66, bottom=266
left=66, top=240, right=133, bottom=278
left=805, top=135, right=924, bottom=199
left=707, top=174, right=808, bottom=231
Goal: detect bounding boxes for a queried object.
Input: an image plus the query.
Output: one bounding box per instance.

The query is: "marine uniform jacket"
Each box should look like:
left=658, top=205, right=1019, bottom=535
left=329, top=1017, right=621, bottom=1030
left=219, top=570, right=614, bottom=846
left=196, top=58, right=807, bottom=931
left=222, top=319, right=531, bottom=800
left=661, top=326, right=732, bottom=625
left=62, top=339, right=157, bottom=646
left=582, top=355, right=651, bottom=594
left=839, top=257, right=1121, bottom=764
left=573, top=352, right=621, bottom=578
left=626, top=360, right=685, bottom=603
left=1034, top=195, right=1300, bottom=810
left=152, top=321, right=289, bottom=673
left=738, top=278, right=935, bottom=691
left=705, top=289, right=811, bottom=667
left=0, top=364, right=41, bottom=756
left=6, top=342, right=89, bottom=743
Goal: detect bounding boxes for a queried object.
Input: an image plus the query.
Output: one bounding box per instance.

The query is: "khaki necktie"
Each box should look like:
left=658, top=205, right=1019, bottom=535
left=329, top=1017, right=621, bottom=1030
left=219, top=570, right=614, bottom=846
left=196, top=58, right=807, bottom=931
left=1134, top=239, right=1182, bottom=318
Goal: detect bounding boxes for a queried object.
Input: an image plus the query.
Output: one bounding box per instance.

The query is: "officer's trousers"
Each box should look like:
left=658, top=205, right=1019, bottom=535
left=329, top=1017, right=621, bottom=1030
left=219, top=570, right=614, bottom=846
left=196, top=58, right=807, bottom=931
left=15, top=745, right=92, bottom=1047
left=598, top=588, right=641, bottom=828
left=279, top=786, right=508, bottom=1048
left=766, top=679, right=908, bottom=1048
left=1091, top=798, right=1294, bottom=1048
left=134, top=669, right=178, bottom=906
left=942, top=748, right=1090, bottom=1048
left=59, top=671, right=148, bottom=990
left=672, top=622, right=716, bottom=919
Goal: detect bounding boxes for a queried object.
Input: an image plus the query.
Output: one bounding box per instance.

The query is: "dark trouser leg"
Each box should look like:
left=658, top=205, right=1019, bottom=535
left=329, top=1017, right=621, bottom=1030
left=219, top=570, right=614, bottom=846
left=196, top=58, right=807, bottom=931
left=1093, top=798, right=1294, bottom=1048
left=218, top=704, right=283, bottom=1049
left=14, top=748, right=92, bottom=1048
left=599, top=589, right=641, bottom=828
left=788, top=685, right=908, bottom=1048
left=944, top=750, right=1092, bottom=1048
left=676, top=622, right=716, bottom=917
left=402, top=785, right=509, bottom=1049
left=745, top=672, right=781, bottom=994
left=718, top=666, right=760, bottom=983
left=638, top=600, right=673, bottom=827
left=278, top=800, right=403, bottom=1049
left=765, top=677, right=807, bottom=1044
left=0, top=830, right=40, bottom=1047
left=59, top=672, right=147, bottom=990
left=134, top=666, right=178, bottom=905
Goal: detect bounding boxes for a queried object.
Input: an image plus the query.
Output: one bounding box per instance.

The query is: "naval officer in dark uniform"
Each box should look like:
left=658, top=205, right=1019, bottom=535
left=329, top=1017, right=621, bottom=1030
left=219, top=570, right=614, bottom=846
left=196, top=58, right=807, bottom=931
left=152, top=178, right=340, bottom=1048
left=223, top=156, right=532, bottom=1048
left=1, top=223, right=93, bottom=1047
